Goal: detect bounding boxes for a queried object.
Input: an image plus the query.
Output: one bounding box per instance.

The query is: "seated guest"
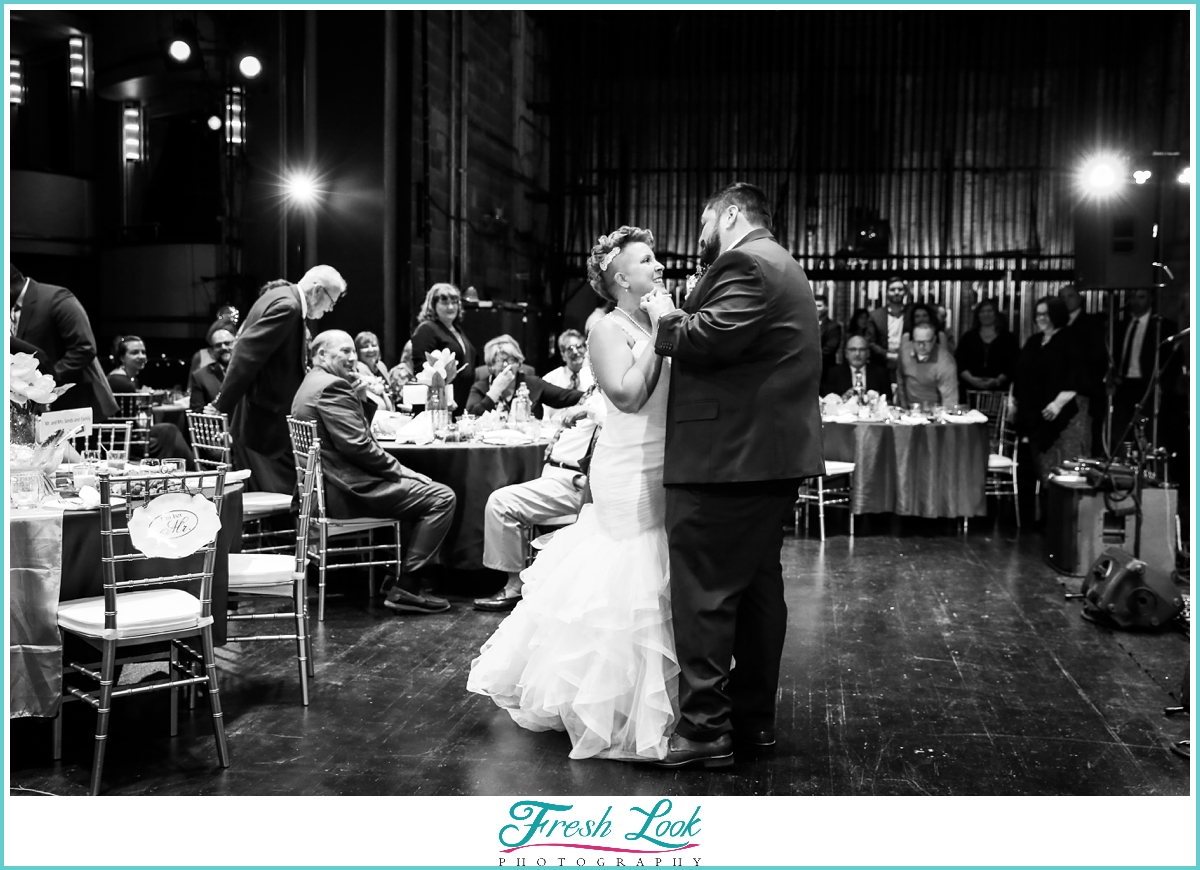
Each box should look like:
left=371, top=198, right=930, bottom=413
left=354, top=331, right=396, bottom=412
left=292, top=330, right=457, bottom=615
left=473, top=395, right=605, bottom=612
left=410, top=283, right=478, bottom=408
left=189, top=305, right=239, bottom=374
left=824, top=335, right=890, bottom=399
left=901, top=301, right=956, bottom=356
left=189, top=327, right=234, bottom=412
left=956, top=297, right=1019, bottom=398
left=108, top=335, right=152, bottom=393
left=466, top=334, right=584, bottom=418
left=473, top=335, right=537, bottom=383
left=815, top=294, right=843, bottom=379
left=896, top=324, right=959, bottom=409
left=847, top=306, right=880, bottom=349
left=541, top=329, right=592, bottom=421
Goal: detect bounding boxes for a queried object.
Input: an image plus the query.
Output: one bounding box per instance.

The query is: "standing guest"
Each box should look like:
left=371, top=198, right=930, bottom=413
left=824, top=335, right=890, bottom=399
left=541, top=329, right=593, bottom=420
left=896, top=324, right=959, bottom=409
left=466, top=335, right=583, bottom=418
left=189, top=327, right=234, bottom=412
left=956, top=297, right=1019, bottom=399
left=1058, top=282, right=1110, bottom=456
left=107, top=335, right=151, bottom=393
left=642, top=182, right=823, bottom=768
left=869, top=278, right=909, bottom=376
left=901, top=301, right=956, bottom=356
left=846, top=306, right=880, bottom=349
left=10, top=265, right=118, bottom=421
left=212, top=265, right=346, bottom=494
left=292, top=330, right=456, bottom=615
left=814, top=294, right=843, bottom=380
left=409, top=283, right=478, bottom=409
left=1110, top=288, right=1176, bottom=449
left=354, top=331, right=396, bottom=412
left=1011, top=295, right=1089, bottom=490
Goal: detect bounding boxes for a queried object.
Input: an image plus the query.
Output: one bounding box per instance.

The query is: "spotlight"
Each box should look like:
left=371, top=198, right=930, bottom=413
left=238, top=55, right=262, bottom=79
left=284, top=172, right=320, bottom=205
left=1179, top=167, right=1193, bottom=185
left=168, top=39, right=192, bottom=63
left=1133, top=170, right=1152, bottom=185
left=207, top=115, right=222, bottom=131
left=1078, top=154, right=1125, bottom=198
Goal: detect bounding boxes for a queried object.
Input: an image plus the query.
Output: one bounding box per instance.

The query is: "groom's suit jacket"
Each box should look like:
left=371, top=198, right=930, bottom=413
left=655, top=227, right=824, bottom=484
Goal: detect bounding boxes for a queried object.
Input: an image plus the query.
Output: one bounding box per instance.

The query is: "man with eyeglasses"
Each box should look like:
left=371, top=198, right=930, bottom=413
left=213, top=264, right=347, bottom=493
left=189, top=326, right=235, bottom=413
left=541, top=329, right=594, bottom=421
left=896, top=323, right=958, bottom=409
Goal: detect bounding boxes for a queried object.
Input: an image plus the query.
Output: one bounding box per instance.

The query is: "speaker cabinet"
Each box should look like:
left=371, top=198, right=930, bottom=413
left=1074, top=184, right=1157, bottom=288
left=1045, top=478, right=1177, bottom=578
left=1081, top=546, right=1184, bottom=629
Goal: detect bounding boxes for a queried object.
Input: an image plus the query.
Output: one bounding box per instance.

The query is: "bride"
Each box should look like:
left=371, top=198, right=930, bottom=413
left=466, top=226, right=677, bottom=761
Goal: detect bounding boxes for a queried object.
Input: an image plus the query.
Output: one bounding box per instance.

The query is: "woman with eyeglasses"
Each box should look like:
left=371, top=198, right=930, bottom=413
left=354, top=331, right=397, bottom=412
left=410, top=282, right=478, bottom=408
left=1010, top=295, right=1089, bottom=494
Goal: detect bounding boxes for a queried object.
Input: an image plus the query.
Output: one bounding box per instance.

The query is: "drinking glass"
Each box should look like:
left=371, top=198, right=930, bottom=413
left=160, top=458, right=185, bottom=473
left=72, top=463, right=99, bottom=491
left=140, top=458, right=161, bottom=470
left=82, top=450, right=102, bottom=464
left=10, top=470, right=44, bottom=508
left=106, top=449, right=128, bottom=472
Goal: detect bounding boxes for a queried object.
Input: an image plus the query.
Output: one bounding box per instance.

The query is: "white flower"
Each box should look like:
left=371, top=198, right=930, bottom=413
left=8, top=352, right=73, bottom=406
left=415, top=349, right=459, bottom=389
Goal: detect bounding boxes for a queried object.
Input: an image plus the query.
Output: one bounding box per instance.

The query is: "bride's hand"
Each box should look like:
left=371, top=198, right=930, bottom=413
left=640, top=292, right=676, bottom=328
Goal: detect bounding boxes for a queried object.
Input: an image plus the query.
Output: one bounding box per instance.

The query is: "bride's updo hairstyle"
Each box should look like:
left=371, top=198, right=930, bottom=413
left=586, top=226, right=655, bottom=303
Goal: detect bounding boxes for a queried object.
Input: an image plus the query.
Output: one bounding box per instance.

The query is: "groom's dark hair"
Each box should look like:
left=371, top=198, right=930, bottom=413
left=703, top=182, right=773, bottom=232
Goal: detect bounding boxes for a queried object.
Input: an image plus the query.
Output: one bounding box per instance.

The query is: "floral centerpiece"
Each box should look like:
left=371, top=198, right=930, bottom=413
left=414, top=348, right=459, bottom=433
left=9, top=352, right=78, bottom=503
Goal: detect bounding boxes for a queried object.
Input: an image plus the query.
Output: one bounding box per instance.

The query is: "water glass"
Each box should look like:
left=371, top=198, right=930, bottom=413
left=160, top=458, right=186, bottom=473
left=10, top=470, right=44, bottom=508
left=72, top=462, right=99, bottom=492
left=82, top=450, right=102, bottom=464
left=106, top=449, right=128, bottom=472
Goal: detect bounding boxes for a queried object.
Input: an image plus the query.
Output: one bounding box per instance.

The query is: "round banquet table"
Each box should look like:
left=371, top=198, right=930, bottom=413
left=821, top=420, right=989, bottom=518
left=381, top=440, right=546, bottom=570
left=8, top=484, right=241, bottom=719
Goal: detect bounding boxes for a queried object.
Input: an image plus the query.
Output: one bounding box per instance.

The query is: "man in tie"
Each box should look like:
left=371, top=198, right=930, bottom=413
left=1111, top=288, right=1177, bottom=449
left=540, top=329, right=593, bottom=421
left=823, top=335, right=890, bottom=399
left=896, top=324, right=959, bottom=408
left=212, top=265, right=345, bottom=494
left=9, top=264, right=118, bottom=421
left=292, top=330, right=456, bottom=614
left=814, top=294, right=843, bottom=381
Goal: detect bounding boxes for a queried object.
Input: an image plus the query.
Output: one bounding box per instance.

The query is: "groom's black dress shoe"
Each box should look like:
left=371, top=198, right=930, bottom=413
left=474, top=591, right=522, bottom=612
left=651, top=733, right=734, bottom=769
left=733, top=729, right=776, bottom=748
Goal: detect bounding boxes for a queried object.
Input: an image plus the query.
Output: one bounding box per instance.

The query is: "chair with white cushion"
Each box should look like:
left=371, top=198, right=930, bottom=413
left=287, top=416, right=402, bottom=622
left=224, top=447, right=318, bottom=705
left=52, top=467, right=231, bottom=795
left=188, top=411, right=295, bottom=553
left=794, top=461, right=856, bottom=541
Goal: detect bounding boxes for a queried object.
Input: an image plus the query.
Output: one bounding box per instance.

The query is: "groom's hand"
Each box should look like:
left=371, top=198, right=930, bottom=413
left=640, top=292, right=676, bottom=327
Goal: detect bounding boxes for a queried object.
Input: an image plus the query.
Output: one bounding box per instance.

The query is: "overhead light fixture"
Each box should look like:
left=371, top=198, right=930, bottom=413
left=238, top=55, right=262, bottom=79
left=1077, top=153, right=1125, bottom=199
left=9, top=58, right=23, bottom=105
left=1179, top=167, right=1192, bottom=185
left=225, top=86, right=245, bottom=150
left=207, top=114, right=222, bottom=131
left=163, top=21, right=202, bottom=70
left=168, top=39, right=192, bottom=63
left=1133, top=170, right=1152, bottom=185
left=123, top=102, right=144, bottom=161
left=68, top=36, right=87, bottom=89
left=283, top=171, right=321, bottom=206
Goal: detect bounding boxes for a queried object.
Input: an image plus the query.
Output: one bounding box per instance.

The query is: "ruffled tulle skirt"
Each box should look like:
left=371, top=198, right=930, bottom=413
left=466, top=504, right=678, bottom=761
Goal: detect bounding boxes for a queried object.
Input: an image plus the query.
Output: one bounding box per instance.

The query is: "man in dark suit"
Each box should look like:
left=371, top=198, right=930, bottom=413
left=189, top=326, right=234, bottom=412
left=1058, top=282, right=1110, bottom=456
left=1111, top=288, right=1177, bottom=451
left=823, top=335, right=891, bottom=398
left=10, top=265, right=117, bottom=421
left=212, top=265, right=345, bottom=493
left=643, top=182, right=824, bottom=768
left=814, top=294, right=842, bottom=380
left=465, top=334, right=584, bottom=417
left=292, top=330, right=456, bottom=614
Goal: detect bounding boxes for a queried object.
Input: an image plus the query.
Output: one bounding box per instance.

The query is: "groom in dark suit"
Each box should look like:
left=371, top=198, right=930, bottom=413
left=643, top=182, right=824, bottom=768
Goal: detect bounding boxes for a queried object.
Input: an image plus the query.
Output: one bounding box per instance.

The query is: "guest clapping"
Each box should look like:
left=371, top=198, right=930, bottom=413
left=410, top=283, right=478, bottom=408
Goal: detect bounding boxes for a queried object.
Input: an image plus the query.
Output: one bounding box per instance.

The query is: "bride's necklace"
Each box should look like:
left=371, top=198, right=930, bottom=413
left=611, top=306, right=652, bottom=338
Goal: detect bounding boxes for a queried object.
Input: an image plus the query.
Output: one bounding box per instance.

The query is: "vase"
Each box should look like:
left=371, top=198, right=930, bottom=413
left=8, top=401, right=50, bottom=507
left=427, top=385, right=450, bottom=435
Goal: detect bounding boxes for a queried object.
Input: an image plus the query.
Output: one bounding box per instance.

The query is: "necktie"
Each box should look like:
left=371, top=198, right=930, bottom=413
left=854, top=369, right=864, bottom=391
left=1122, top=321, right=1137, bottom=377
left=569, top=371, right=579, bottom=390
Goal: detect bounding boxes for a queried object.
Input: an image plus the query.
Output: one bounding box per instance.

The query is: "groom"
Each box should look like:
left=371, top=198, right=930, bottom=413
left=642, top=182, right=823, bottom=768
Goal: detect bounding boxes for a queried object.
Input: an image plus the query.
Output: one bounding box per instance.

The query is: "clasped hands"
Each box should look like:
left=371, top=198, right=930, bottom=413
left=639, top=289, right=677, bottom=327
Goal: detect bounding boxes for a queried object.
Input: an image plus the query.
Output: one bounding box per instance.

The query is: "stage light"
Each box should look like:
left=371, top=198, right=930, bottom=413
left=207, top=115, right=222, bottom=131
left=225, top=86, right=245, bottom=149
left=9, top=58, right=24, bottom=105
left=1079, top=155, right=1124, bottom=196
left=1179, top=167, right=1192, bottom=185
left=238, top=55, right=262, bottom=79
left=168, top=39, right=192, bottom=63
left=69, top=37, right=86, bottom=89
left=284, top=172, right=319, bottom=205
left=1133, top=170, right=1152, bottom=185
left=123, top=103, right=144, bottom=161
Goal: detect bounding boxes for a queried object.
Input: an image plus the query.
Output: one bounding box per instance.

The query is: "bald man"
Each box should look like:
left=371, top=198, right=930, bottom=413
left=214, top=265, right=346, bottom=493
left=291, top=330, right=456, bottom=614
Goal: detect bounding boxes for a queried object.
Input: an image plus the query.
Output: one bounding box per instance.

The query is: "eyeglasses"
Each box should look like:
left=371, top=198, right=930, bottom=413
left=434, top=295, right=460, bottom=305
left=562, top=344, right=585, bottom=355
left=320, top=285, right=339, bottom=307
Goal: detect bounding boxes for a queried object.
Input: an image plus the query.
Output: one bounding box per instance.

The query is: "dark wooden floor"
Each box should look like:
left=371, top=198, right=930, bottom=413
left=10, top=516, right=1190, bottom=797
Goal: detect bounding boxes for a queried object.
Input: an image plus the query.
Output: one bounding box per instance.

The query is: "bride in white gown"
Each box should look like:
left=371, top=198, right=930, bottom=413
left=467, top=226, right=677, bottom=761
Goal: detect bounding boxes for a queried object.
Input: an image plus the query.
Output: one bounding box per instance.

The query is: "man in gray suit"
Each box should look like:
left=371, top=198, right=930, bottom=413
left=291, top=330, right=456, bottom=614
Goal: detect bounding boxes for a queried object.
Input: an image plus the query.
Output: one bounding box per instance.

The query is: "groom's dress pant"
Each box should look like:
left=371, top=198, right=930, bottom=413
left=665, top=478, right=800, bottom=742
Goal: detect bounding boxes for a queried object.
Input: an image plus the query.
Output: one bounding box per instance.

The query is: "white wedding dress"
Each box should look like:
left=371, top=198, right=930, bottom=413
left=467, top=325, right=678, bottom=761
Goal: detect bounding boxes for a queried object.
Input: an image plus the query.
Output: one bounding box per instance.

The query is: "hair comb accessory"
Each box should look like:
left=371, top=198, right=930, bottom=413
left=599, top=247, right=620, bottom=272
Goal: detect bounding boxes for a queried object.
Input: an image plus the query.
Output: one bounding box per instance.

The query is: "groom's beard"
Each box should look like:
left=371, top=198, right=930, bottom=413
left=699, top=229, right=722, bottom=268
